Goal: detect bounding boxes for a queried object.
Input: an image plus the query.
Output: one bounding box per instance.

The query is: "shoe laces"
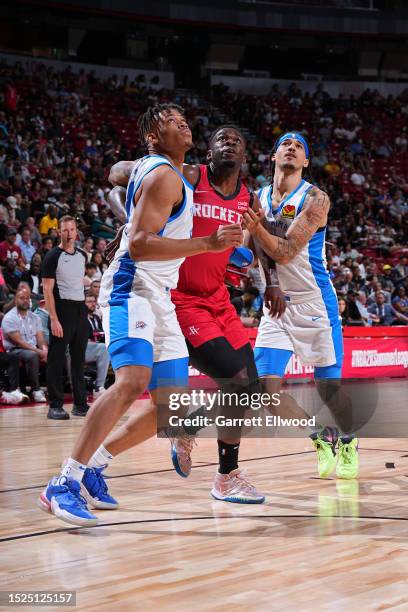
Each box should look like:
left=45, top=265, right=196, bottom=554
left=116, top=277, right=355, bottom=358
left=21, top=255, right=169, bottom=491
left=60, top=478, right=88, bottom=509
left=175, top=432, right=196, bottom=456
left=339, top=442, right=353, bottom=465
left=227, top=471, right=258, bottom=496
left=88, top=468, right=108, bottom=496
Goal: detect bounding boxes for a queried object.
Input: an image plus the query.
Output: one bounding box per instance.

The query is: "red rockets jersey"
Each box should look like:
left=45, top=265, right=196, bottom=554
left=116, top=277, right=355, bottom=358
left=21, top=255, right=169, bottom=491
left=176, top=164, right=252, bottom=296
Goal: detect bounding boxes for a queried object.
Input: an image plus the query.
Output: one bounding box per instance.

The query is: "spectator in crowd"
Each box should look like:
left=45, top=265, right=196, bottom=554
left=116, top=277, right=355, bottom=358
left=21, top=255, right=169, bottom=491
left=94, top=238, right=107, bottom=257
left=82, top=237, right=94, bottom=262
left=1, top=286, right=47, bottom=402
left=84, top=294, right=109, bottom=397
left=0, top=210, right=8, bottom=243
left=0, top=228, right=23, bottom=265
left=41, top=236, right=54, bottom=255
left=21, top=253, right=42, bottom=297
left=356, top=290, right=380, bottom=326
left=231, top=287, right=261, bottom=327
left=367, top=291, right=397, bottom=326
left=345, top=290, right=363, bottom=325
left=90, top=251, right=106, bottom=280
left=3, top=258, right=21, bottom=295
left=91, top=208, right=115, bottom=239
left=368, top=280, right=392, bottom=305
left=87, top=279, right=102, bottom=318
left=84, top=262, right=98, bottom=289
left=394, top=255, right=408, bottom=281
left=392, top=286, right=408, bottom=317
left=18, top=226, right=36, bottom=264
left=338, top=297, right=348, bottom=326
left=340, top=243, right=362, bottom=262
left=25, top=217, right=42, bottom=246
left=39, top=205, right=59, bottom=237
left=380, top=264, right=396, bottom=292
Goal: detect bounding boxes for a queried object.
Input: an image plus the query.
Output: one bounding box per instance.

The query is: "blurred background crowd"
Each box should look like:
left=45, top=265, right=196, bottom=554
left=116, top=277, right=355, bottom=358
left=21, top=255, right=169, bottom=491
left=0, top=58, right=407, bottom=402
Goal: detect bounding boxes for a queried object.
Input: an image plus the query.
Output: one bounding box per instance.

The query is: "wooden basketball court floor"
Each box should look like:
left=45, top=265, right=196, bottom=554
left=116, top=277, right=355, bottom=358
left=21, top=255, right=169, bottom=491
left=1, top=381, right=408, bottom=611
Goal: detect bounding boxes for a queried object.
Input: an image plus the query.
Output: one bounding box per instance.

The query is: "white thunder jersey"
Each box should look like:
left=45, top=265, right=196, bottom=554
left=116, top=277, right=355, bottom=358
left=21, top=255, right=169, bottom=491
left=258, top=179, right=332, bottom=302
left=255, top=179, right=342, bottom=369
left=100, top=154, right=194, bottom=307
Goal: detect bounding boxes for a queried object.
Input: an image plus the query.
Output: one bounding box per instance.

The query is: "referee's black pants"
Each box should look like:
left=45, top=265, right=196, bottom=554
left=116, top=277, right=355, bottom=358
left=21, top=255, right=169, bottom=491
left=47, top=300, right=88, bottom=409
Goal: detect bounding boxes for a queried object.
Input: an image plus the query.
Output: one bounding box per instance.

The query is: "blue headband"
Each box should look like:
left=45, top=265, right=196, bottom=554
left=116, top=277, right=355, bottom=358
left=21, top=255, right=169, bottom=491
left=275, top=132, right=310, bottom=159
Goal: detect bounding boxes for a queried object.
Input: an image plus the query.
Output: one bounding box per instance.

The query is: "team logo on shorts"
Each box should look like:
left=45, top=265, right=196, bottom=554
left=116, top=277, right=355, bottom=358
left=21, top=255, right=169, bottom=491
left=281, top=204, right=296, bottom=218
left=135, top=321, right=147, bottom=329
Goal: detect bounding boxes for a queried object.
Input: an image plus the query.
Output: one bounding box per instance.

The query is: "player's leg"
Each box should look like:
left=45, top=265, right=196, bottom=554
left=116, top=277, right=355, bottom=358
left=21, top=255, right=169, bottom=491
left=38, top=298, right=154, bottom=526
left=91, top=358, right=189, bottom=472
left=77, top=358, right=190, bottom=513
left=255, top=307, right=339, bottom=477
left=314, top=316, right=358, bottom=479
left=289, top=295, right=357, bottom=478
left=82, top=297, right=192, bottom=500
left=186, top=337, right=265, bottom=503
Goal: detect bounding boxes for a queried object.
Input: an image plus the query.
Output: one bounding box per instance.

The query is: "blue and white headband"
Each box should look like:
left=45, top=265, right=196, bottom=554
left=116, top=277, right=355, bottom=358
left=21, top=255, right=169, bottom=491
left=275, top=132, right=310, bottom=159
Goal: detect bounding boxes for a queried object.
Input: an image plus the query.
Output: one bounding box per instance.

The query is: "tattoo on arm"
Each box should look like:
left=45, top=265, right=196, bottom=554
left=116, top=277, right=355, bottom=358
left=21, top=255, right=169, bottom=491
left=258, top=188, right=330, bottom=263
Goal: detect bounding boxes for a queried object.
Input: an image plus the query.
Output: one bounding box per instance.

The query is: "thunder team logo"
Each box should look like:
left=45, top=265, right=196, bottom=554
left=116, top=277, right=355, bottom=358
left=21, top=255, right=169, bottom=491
left=281, top=204, right=296, bottom=218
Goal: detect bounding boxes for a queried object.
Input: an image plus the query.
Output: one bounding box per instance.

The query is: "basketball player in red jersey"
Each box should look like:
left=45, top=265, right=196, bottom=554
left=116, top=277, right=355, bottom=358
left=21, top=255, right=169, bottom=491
left=98, top=126, right=283, bottom=503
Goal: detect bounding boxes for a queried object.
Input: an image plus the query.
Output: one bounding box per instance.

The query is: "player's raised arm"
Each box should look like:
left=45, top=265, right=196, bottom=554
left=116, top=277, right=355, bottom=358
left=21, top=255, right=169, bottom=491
left=242, top=187, right=329, bottom=265
left=129, top=166, right=243, bottom=261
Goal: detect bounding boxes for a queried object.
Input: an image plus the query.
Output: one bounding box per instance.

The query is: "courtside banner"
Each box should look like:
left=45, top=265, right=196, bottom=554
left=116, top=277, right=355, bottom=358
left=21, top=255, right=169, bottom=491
left=188, top=330, right=408, bottom=381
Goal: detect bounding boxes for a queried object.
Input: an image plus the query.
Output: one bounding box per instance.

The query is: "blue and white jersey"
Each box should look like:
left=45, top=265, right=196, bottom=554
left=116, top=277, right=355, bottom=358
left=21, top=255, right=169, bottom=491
left=258, top=180, right=333, bottom=302
left=100, top=155, right=194, bottom=306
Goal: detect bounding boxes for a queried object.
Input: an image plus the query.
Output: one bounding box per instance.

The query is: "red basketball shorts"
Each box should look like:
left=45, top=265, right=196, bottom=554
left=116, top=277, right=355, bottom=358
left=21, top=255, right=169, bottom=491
left=172, top=285, right=249, bottom=350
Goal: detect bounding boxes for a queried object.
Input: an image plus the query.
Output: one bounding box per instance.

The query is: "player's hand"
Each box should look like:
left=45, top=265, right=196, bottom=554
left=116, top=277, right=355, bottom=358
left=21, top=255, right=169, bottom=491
left=50, top=317, right=63, bottom=338
left=105, top=225, right=125, bottom=264
left=242, top=207, right=264, bottom=236
left=207, top=224, right=243, bottom=252
left=264, top=286, right=286, bottom=318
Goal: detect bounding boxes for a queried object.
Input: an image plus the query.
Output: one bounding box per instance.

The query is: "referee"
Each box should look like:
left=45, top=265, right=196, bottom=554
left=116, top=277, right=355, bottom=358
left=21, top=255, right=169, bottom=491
left=42, top=215, right=89, bottom=420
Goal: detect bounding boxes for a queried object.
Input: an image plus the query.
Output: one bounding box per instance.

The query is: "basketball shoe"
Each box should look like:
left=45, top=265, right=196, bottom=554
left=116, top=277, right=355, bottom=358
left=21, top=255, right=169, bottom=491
left=336, top=437, right=359, bottom=479
left=81, top=467, right=119, bottom=509
left=310, top=427, right=339, bottom=478
left=38, top=476, right=98, bottom=526
left=211, top=469, right=265, bottom=504
left=171, top=431, right=196, bottom=478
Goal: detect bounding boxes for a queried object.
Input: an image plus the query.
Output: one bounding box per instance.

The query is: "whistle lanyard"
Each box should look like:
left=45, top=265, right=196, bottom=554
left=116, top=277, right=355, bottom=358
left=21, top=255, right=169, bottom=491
left=18, top=313, right=35, bottom=343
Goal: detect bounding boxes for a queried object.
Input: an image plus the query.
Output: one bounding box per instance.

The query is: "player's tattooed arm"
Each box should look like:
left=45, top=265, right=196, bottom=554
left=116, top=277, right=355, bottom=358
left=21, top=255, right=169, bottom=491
left=242, top=187, right=330, bottom=264
left=108, top=160, right=135, bottom=186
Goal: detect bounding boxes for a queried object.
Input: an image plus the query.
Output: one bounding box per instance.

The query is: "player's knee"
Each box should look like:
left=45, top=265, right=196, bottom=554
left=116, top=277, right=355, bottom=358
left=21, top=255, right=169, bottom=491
left=115, top=371, right=149, bottom=399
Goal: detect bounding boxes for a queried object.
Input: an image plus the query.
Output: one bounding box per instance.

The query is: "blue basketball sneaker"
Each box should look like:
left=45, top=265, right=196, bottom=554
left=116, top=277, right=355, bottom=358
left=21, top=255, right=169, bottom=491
left=38, top=476, right=98, bottom=526
left=81, top=467, right=119, bottom=509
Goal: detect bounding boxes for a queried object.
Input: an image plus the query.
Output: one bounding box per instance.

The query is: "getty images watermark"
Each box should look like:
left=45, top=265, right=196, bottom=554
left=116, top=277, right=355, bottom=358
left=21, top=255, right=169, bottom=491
left=167, top=389, right=316, bottom=429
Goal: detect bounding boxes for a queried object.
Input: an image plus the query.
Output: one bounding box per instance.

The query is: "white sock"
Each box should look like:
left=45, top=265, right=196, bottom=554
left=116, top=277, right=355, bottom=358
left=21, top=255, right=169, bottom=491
left=88, top=444, right=113, bottom=470
left=61, top=457, right=87, bottom=483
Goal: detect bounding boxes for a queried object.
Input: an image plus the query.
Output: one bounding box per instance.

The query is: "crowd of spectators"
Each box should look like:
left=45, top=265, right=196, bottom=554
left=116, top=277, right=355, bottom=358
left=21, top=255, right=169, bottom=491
left=0, top=58, right=407, bottom=402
